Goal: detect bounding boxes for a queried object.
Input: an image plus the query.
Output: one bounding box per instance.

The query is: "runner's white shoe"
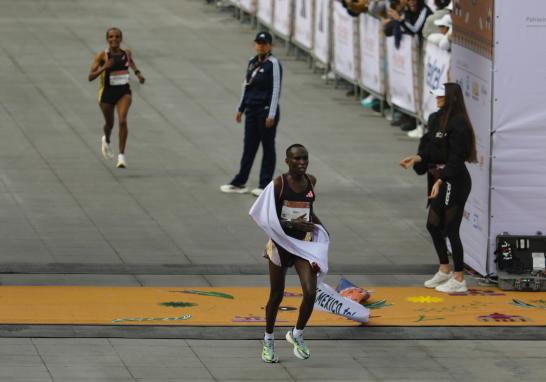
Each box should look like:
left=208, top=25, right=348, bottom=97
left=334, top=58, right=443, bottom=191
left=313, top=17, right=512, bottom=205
left=250, top=188, right=264, bottom=197
left=117, top=154, right=126, bottom=168
left=220, top=184, right=248, bottom=194
left=261, top=339, right=279, bottom=363
left=286, top=330, right=310, bottom=360
left=435, top=277, right=468, bottom=293
left=101, top=136, right=114, bottom=159
left=424, top=271, right=452, bottom=288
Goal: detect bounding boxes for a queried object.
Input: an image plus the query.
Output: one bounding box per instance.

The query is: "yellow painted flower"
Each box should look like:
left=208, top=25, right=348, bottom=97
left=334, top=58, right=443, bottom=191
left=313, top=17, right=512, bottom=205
left=406, top=296, right=444, bottom=304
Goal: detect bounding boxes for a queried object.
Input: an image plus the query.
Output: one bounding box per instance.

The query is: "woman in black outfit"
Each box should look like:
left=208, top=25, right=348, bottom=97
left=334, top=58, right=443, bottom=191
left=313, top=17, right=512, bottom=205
left=400, top=83, right=477, bottom=293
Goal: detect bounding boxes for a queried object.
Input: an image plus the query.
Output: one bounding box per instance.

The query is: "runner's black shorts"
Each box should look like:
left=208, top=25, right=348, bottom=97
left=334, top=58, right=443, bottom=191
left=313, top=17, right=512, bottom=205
left=100, top=85, right=131, bottom=105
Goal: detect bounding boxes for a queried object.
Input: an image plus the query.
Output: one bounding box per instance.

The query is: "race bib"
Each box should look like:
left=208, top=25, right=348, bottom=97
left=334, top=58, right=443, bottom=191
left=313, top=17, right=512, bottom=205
left=281, top=201, right=310, bottom=222
left=110, top=70, right=129, bottom=86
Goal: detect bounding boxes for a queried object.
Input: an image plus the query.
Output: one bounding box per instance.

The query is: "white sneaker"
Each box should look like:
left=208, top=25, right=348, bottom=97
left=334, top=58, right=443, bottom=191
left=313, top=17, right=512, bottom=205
left=250, top=188, right=263, bottom=197
left=435, top=277, right=468, bottom=293
left=408, top=123, right=425, bottom=139
left=424, top=271, right=452, bottom=288
left=101, top=136, right=114, bottom=159
left=220, top=184, right=248, bottom=194
left=320, top=71, right=336, bottom=81
left=117, top=154, right=126, bottom=168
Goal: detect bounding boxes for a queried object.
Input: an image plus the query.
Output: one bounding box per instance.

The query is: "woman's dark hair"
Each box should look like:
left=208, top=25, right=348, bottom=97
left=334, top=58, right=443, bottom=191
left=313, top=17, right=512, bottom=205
left=441, top=82, right=478, bottom=163
left=435, top=0, right=451, bottom=9
left=408, top=0, right=426, bottom=11
left=106, top=27, right=123, bottom=39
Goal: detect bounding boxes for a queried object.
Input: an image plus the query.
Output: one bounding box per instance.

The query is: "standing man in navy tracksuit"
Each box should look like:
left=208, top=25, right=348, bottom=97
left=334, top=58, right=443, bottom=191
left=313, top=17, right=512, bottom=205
left=221, top=31, right=283, bottom=197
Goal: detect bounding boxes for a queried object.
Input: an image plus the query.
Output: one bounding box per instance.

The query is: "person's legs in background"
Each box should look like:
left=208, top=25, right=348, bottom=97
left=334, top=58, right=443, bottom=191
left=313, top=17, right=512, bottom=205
left=256, top=110, right=278, bottom=194
left=222, top=109, right=260, bottom=193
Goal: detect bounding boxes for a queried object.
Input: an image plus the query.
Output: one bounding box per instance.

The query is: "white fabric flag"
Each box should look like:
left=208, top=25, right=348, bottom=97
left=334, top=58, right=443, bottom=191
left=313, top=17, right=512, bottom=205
left=249, top=182, right=329, bottom=277
left=249, top=181, right=369, bottom=323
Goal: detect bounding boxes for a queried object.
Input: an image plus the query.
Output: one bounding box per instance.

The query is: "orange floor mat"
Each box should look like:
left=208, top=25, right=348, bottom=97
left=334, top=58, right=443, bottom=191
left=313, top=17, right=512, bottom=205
left=0, top=286, right=545, bottom=326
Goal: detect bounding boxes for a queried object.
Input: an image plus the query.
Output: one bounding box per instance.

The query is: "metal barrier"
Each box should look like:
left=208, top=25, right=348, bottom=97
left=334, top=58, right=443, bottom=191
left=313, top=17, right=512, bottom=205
left=223, top=0, right=452, bottom=123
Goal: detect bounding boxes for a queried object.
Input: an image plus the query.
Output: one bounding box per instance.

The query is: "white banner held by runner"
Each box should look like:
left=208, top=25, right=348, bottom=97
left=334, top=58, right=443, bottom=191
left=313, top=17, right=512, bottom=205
left=332, top=1, right=356, bottom=81
left=294, top=0, right=313, bottom=50
left=422, top=41, right=450, bottom=121
left=273, top=0, right=293, bottom=38
left=491, top=0, right=546, bottom=271
left=386, top=35, right=417, bottom=113
left=239, top=0, right=256, bottom=13
left=313, top=0, right=330, bottom=65
left=359, top=13, right=384, bottom=95
left=315, top=283, right=369, bottom=323
left=257, top=0, right=273, bottom=27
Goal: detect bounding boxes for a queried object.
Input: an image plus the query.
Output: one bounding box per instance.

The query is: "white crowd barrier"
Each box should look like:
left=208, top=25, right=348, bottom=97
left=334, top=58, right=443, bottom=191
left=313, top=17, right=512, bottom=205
left=386, top=35, right=418, bottom=114
left=257, top=0, right=273, bottom=27
left=228, top=0, right=451, bottom=121
left=421, top=40, right=451, bottom=121
left=239, top=0, right=256, bottom=14
left=273, top=0, right=294, bottom=40
left=358, top=13, right=385, bottom=97
left=313, top=0, right=330, bottom=65
left=332, top=1, right=358, bottom=82
left=293, top=0, right=313, bottom=50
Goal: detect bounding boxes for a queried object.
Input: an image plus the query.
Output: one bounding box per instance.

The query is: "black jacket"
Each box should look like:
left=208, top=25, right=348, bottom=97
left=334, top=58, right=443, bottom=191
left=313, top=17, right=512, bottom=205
left=237, top=54, right=283, bottom=119
left=401, top=5, right=432, bottom=38
left=414, top=110, right=473, bottom=194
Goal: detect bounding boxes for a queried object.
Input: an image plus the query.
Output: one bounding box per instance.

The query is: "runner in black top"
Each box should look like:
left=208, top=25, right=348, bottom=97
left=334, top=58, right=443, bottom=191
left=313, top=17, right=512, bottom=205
left=88, top=27, right=145, bottom=168
left=261, top=144, right=325, bottom=363
left=400, top=83, right=477, bottom=293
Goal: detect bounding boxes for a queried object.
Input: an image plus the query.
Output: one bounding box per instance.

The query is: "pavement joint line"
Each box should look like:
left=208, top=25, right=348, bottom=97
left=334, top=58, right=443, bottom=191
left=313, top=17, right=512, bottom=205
left=0, top=263, right=438, bottom=275
left=1, top=326, right=545, bottom=340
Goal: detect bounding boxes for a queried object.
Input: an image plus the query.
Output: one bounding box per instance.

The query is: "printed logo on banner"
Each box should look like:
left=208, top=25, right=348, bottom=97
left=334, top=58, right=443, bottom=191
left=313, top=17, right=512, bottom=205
left=472, top=213, right=483, bottom=232
left=426, top=58, right=447, bottom=91
left=472, top=81, right=480, bottom=101
left=464, top=76, right=471, bottom=97
left=463, top=210, right=483, bottom=232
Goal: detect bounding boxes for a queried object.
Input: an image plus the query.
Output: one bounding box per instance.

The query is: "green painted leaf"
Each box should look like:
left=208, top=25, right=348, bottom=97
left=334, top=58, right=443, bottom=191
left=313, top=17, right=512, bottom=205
left=160, top=302, right=197, bottom=308
left=180, top=290, right=234, bottom=299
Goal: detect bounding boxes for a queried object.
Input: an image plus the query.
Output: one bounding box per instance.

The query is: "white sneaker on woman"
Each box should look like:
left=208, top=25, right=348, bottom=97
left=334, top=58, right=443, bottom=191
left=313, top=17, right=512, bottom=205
left=424, top=271, right=452, bottom=288
left=435, top=277, right=468, bottom=293
left=117, top=154, right=126, bottom=168
left=101, top=136, right=114, bottom=159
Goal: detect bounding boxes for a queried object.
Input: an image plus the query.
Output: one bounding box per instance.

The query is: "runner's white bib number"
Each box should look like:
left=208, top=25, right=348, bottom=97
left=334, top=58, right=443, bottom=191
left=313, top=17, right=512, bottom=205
left=281, top=201, right=310, bottom=222
left=110, top=70, right=130, bottom=86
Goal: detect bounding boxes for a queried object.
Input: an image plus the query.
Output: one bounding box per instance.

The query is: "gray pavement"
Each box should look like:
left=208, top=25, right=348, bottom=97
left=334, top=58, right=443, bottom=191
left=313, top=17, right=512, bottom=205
left=0, top=0, right=430, bottom=269
left=0, top=0, right=545, bottom=381
left=0, top=338, right=545, bottom=382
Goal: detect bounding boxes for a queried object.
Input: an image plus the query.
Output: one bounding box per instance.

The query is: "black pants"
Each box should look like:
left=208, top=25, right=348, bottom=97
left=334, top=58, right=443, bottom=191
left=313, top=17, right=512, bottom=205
left=231, top=107, right=278, bottom=189
left=426, top=169, right=472, bottom=272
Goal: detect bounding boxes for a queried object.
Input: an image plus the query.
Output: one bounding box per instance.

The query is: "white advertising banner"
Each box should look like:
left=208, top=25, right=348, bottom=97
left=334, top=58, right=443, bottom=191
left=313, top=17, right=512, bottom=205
left=294, top=0, right=313, bottom=50
left=332, top=1, right=356, bottom=81
left=451, top=43, right=492, bottom=276
left=386, top=35, right=417, bottom=113
left=257, top=0, right=273, bottom=27
left=422, top=41, right=450, bottom=121
left=313, top=0, right=330, bottom=65
left=358, top=14, right=384, bottom=95
left=239, top=0, right=256, bottom=13
left=491, top=0, right=546, bottom=269
left=273, top=0, right=293, bottom=38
